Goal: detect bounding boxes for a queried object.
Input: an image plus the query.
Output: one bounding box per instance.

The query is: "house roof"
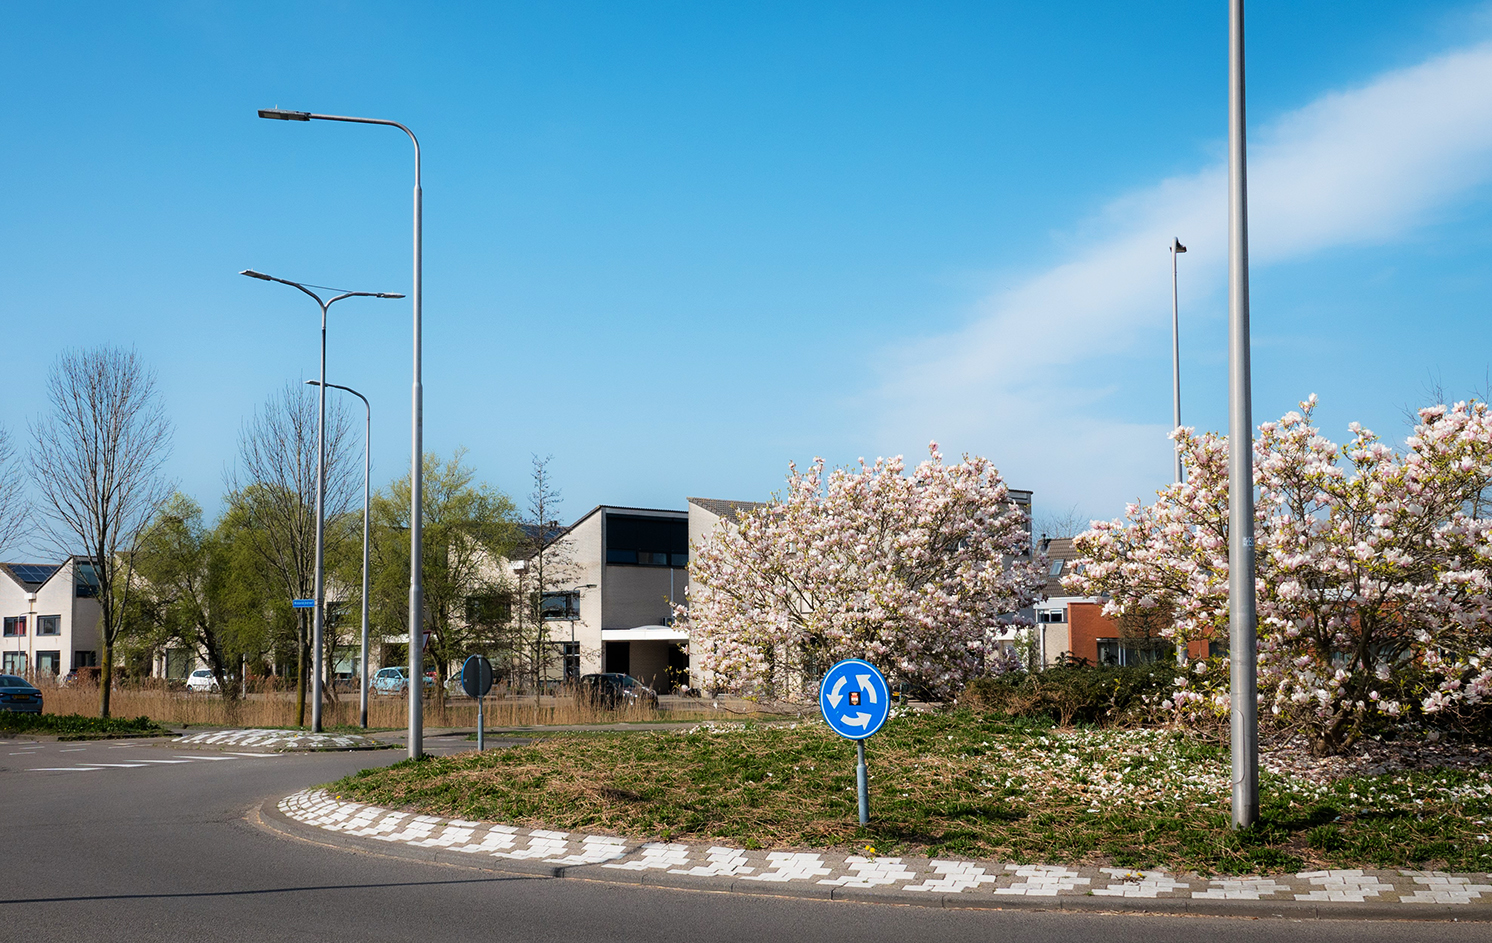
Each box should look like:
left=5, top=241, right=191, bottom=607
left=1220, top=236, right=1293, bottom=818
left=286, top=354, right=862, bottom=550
left=687, top=497, right=768, bottom=521
left=0, top=562, right=62, bottom=591
left=1037, top=536, right=1082, bottom=597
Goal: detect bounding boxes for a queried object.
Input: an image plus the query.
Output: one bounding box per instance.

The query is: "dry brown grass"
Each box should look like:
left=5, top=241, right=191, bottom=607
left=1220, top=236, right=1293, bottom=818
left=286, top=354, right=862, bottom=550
left=38, top=682, right=731, bottom=730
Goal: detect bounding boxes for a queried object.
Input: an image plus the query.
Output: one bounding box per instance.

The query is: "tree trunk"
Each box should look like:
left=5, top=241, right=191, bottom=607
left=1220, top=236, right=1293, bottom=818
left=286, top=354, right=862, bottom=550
left=296, top=613, right=307, bottom=727
left=98, top=635, right=113, bottom=719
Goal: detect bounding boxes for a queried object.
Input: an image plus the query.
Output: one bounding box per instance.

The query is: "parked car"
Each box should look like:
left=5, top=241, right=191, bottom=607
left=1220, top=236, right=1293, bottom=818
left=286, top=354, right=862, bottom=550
left=370, top=666, right=436, bottom=697
left=185, top=668, right=220, bottom=693
left=0, top=674, right=43, bottom=713
left=578, top=673, right=658, bottom=710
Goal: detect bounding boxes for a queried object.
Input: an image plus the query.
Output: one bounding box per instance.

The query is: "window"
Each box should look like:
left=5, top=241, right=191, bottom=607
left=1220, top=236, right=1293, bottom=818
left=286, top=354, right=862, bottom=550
left=1097, top=638, right=1163, bottom=667
left=466, top=593, right=512, bottom=627
left=605, top=513, right=688, bottom=567
left=540, top=591, right=580, bottom=621
left=74, top=650, right=98, bottom=667
left=75, top=563, right=99, bottom=598
left=547, top=641, right=580, bottom=681
left=37, top=615, right=60, bottom=636
left=3, top=616, right=25, bottom=637
left=1048, top=559, right=1065, bottom=578
left=2, top=653, right=25, bottom=673
left=1037, top=609, right=1066, bottom=624
left=165, top=648, right=192, bottom=680
left=36, top=651, right=60, bottom=676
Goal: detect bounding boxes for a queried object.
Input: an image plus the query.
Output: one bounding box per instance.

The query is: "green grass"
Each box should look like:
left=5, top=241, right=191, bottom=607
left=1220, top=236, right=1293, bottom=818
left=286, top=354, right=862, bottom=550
left=0, top=712, right=172, bottom=739
left=330, top=711, right=1492, bottom=875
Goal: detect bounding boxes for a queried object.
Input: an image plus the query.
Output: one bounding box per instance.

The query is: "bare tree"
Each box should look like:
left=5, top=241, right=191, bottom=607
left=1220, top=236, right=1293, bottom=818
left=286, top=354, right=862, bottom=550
left=226, top=381, right=357, bottom=725
left=28, top=347, right=173, bottom=717
left=1033, top=502, right=1091, bottom=541
left=0, top=425, right=29, bottom=554
left=513, top=454, right=579, bottom=700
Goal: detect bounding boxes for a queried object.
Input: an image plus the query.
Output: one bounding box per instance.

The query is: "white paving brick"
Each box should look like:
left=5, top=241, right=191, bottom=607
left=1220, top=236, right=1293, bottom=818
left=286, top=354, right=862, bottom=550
left=994, top=865, right=1090, bottom=896
left=1093, top=868, right=1191, bottom=898
left=669, top=847, right=756, bottom=877
left=1194, top=877, right=1293, bottom=900
left=1293, top=869, right=1395, bottom=902
left=819, top=856, right=917, bottom=888
left=904, top=860, right=1001, bottom=894
left=605, top=843, right=692, bottom=871
left=739, top=852, right=832, bottom=883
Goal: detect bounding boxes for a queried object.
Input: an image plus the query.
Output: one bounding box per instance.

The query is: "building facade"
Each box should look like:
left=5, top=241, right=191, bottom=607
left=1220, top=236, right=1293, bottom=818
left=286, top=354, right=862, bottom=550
left=0, top=557, right=102, bottom=679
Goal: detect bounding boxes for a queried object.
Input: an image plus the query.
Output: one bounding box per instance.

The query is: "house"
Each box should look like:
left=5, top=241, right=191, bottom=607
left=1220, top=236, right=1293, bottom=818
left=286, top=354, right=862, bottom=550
left=520, top=489, right=1038, bottom=694
left=0, top=557, right=102, bottom=678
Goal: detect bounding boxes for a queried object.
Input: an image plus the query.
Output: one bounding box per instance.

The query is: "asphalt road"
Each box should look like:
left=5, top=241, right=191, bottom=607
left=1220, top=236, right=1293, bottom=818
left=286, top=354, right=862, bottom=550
left=1, top=734, right=1486, bottom=943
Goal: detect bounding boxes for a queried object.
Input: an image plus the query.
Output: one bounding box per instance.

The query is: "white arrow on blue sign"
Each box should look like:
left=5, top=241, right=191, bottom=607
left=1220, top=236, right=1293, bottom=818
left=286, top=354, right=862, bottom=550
left=819, top=658, right=890, bottom=740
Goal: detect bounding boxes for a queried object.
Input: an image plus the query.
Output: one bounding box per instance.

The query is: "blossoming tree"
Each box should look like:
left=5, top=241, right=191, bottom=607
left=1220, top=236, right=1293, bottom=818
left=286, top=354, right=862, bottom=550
left=1066, top=397, right=1492, bottom=753
left=678, top=444, right=1045, bottom=702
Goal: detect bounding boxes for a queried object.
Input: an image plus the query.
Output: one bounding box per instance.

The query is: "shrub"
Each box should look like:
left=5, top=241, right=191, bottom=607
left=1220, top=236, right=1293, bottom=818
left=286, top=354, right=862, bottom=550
left=961, top=664, right=1173, bottom=726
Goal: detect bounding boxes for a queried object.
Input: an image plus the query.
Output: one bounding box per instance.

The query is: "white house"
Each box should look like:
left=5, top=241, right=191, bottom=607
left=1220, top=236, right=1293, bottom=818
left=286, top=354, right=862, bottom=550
left=0, top=557, right=103, bottom=678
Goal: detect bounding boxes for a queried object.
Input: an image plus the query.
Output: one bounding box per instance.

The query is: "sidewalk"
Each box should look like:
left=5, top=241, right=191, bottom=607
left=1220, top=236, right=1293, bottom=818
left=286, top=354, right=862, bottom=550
left=266, top=788, right=1492, bottom=921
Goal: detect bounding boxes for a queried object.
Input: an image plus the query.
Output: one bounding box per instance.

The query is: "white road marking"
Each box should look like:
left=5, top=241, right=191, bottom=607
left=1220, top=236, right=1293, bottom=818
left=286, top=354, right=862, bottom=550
left=59, top=748, right=86, bottom=752
left=28, top=767, right=106, bottom=772
left=224, top=752, right=280, bottom=757
left=87, top=763, right=149, bottom=768
left=134, top=759, right=194, bottom=764
left=171, top=754, right=236, bottom=760
left=9, top=751, right=39, bottom=755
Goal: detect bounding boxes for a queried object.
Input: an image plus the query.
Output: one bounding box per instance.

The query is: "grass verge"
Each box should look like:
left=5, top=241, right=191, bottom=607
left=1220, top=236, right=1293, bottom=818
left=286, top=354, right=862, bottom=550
left=0, top=712, right=172, bottom=739
left=331, top=711, right=1492, bottom=876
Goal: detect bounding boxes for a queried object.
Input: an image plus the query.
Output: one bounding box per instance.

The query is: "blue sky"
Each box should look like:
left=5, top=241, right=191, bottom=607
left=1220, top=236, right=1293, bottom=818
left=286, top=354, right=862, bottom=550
left=4, top=1, right=1492, bottom=545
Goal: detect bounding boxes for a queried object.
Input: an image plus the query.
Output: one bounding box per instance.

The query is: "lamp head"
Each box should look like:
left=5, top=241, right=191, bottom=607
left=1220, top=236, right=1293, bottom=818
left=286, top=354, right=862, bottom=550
left=1173, top=239, right=1188, bottom=254
left=375, top=292, right=406, bottom=299
left=240, top=269, right=273, bottom=281
left=258, top=108, right=311, bottom=121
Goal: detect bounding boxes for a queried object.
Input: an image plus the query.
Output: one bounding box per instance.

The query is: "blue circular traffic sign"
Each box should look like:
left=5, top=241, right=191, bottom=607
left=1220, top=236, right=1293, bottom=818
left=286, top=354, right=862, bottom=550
left=819, top=659, right=890, bottom=740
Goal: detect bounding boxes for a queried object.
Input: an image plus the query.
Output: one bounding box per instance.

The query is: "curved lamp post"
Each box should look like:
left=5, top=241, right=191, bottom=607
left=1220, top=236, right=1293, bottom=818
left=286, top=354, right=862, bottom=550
left=241, top=269, right=401, bottom=732
left=307, top=380, right=371, bottom=729
left=257, top=107, right=427, bottom=759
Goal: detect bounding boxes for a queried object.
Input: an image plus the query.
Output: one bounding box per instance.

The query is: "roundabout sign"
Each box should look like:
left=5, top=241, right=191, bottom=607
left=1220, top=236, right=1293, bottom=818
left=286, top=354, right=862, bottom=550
left=818, top=658, right=890, bottom=740
left=819, top=658, right=891, bottom=826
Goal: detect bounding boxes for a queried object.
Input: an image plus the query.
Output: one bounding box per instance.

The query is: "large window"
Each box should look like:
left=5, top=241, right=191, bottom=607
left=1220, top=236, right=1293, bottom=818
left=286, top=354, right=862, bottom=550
left=540, top=591, right=580, bottom=621
left=37, top=615, right=60, bottom=636
left=36, top=651, right=60, bottom=676
left=2, top=653, right=25, bottom=673
left=74, top=650, right=98, bottom=667
left=75, top=563, right=99, bottom=598
left=3, top=616, right=25, bottom=637
left=605, top=514, right=687, bottom=567
left=466, top=593, right=512, bottom=627
left=1096, top=639, right=1163, bottom=667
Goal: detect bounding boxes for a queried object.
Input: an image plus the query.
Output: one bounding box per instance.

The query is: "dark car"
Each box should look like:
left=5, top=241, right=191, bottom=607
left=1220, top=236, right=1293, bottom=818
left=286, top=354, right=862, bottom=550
left=0, top=674, right=43, bottom=713
left=578, top=673, right=658, bottom=710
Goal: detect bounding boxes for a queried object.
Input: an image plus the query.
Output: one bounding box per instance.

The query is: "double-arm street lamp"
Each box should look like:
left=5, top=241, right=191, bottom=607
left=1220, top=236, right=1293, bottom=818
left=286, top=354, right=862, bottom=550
left=307, top=380, right=372, bottom=729
left=258, top=107, right=427, bottom=759
left=241, top=269, right=401, bottom=732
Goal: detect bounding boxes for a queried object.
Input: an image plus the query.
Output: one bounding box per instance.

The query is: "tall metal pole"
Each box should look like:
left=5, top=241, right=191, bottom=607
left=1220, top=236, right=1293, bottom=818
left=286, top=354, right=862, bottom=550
left=255, top=108, right=424, bottom=759
left=311, top=296, right=328, bottom=732
left=1227, top=0, right=1259, bottom=829
left=1170, top=238, right=1187, bottom=485
left=410, top=146, right=424, bottom=760
left=309, top=381, right=371, bottom=728
left=1171, top=237, right=1188, bottom=669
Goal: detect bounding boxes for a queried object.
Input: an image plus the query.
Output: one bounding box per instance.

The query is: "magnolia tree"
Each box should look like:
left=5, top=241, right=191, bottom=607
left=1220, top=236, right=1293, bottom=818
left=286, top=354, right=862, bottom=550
left=1067, top=397, right=1492, bottom=754
left=677, top=444, right=1045, bottom=701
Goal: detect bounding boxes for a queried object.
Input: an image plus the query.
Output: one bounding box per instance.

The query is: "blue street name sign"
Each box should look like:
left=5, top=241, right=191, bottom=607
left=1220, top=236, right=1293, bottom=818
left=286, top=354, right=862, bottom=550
left=291, top=599, right=315, bottom=609
left=819, top=658, right=890, bottom=741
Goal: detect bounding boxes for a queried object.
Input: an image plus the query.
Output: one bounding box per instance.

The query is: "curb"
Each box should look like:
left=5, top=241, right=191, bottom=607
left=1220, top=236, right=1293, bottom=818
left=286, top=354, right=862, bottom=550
left=261, top=790, right=1492, bottom=921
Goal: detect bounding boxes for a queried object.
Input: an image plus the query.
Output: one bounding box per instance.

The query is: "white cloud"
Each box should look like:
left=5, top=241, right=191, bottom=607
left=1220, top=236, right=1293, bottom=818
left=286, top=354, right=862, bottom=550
left=874, top=38, right=1492, bottom=520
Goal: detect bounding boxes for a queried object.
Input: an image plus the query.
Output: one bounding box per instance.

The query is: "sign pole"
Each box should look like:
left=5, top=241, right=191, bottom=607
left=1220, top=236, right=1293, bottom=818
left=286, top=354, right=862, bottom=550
left=477, top=694, right=485, bottom=752
left=856, top=740, right=869, bottom=826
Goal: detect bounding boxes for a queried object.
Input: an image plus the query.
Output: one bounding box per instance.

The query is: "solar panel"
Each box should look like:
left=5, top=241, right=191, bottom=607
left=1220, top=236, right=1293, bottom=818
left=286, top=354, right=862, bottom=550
left=8, top=564, right=60, bottom=585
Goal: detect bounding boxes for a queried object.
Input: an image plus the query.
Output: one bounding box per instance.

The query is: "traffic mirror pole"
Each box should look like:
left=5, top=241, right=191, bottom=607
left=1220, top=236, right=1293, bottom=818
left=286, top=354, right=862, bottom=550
left=477, top=694, right=485, bottom=752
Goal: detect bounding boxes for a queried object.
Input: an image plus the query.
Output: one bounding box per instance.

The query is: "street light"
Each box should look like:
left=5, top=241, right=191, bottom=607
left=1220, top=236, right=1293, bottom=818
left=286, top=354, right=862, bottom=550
left=241, top=269, right=401, bottom=732
left=258, top=107, right=426, bottom=760
left=1227, top=0, right=1260, bottom=829
left=1170, top=237, right=1187, bottom=485
left=307, top=380, right=372, bottom=729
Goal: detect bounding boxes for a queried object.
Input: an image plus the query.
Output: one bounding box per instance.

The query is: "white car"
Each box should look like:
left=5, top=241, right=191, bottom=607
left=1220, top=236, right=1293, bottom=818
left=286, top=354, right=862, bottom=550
left=185, top=668, right=220, bottom=693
